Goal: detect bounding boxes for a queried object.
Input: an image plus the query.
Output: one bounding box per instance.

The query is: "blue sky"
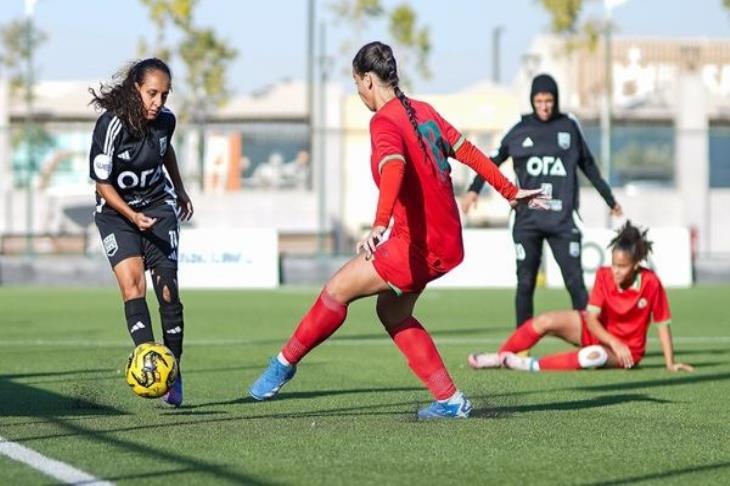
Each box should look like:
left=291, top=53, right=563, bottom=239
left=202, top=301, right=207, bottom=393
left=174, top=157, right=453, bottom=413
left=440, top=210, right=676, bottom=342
left=1, top=0, right=728, bottom=95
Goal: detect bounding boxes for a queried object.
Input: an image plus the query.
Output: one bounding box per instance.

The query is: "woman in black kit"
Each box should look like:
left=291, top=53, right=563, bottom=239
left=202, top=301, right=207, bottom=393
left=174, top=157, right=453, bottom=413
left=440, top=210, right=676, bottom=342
left=89, top=58, right=192, bottom=407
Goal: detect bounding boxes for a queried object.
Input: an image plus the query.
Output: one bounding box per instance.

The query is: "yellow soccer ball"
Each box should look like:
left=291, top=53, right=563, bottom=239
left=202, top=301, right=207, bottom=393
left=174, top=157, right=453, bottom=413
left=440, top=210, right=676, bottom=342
left=125, top=343, right=178, bottom=398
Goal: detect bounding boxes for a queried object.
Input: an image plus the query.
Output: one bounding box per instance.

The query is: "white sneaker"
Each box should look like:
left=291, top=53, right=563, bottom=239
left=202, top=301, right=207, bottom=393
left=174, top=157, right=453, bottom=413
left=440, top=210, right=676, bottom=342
left=468, top=352, right=506, bottom=369
left=502, top=352, right=539, bottom=372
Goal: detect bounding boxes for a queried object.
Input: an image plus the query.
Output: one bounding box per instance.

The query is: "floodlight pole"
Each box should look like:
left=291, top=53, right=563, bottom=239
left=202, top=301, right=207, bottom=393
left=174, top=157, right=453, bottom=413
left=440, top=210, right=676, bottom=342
left=24, top=0, right=36, bottom=257
left=316, top=21, right=327, bottom=256
left=600, top=4, right=613, bottom=228
left=492, top=26, right=504, bottom=84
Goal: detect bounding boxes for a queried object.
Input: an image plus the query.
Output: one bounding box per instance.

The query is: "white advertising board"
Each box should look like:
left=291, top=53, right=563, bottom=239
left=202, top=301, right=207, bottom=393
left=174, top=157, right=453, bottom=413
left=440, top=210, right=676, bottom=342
left=431, top=227, right=692, bottom=289
left=177, top=228, right=279, bottom=288
left=545, top=226, right=692, bottom=288
left=431, top=229, right=517, bottom=288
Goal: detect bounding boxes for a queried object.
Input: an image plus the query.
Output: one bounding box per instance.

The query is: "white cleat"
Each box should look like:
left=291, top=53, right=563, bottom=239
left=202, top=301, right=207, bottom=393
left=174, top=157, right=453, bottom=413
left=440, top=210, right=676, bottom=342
left=468, top=352, right=506, bottom=369
left=502, top=352, right=539, bottom=372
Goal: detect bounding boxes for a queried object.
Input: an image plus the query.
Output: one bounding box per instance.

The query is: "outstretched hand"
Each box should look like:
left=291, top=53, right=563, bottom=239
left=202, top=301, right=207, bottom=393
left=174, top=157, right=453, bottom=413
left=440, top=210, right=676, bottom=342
left=611, top=202, right=624, bottom=218
left=510, top=188, right=550, bottom=210
left=668, top=362, right=694, bottom=372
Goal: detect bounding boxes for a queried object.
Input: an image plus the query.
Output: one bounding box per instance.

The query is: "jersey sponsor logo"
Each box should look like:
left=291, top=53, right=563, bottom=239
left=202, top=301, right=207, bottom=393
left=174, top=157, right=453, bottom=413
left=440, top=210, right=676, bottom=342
left=526, top=156, right=567, bottom=177
left=540, top=182, right=553, bottom=198
left=569, top=241, right=581, bottom=257
left=117, top=166, right=163, bottom=190
left=522, top=137, right=534, bottom=148
left=159, top=136, right=168, bottom=157
left=558, top=132, right=571, bottom=149
left=638, top=298, right=648, bottom=309
left=93, top=154, right=112, bottom=180
left=544, top=199, right=563, bottom=211
left=118, top=150, right=131, bottom=161
left=515, top=243, right=526, bottom=261
left=102, top=233, right=118, bottom=257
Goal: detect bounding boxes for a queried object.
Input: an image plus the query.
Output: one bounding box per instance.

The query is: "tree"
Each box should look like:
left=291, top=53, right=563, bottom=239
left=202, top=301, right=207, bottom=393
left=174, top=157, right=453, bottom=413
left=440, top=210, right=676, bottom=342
left=538, top=0, right=603, bottom=52
left=137, top=0, right=237, bottom=122
left=138, top=0, right=237, bottom=188
left=0, top=18, right=54, bottom=187
left=330, top=0, right=431, bottom=90
left=0, top=18, right=46, bottom=101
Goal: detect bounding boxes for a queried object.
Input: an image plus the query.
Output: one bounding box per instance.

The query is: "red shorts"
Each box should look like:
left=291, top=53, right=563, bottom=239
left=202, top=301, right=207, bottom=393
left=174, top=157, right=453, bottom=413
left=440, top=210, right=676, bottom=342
left=579, top=311, right=644, bottom=364
left=372, top=237, right=445, bottom=294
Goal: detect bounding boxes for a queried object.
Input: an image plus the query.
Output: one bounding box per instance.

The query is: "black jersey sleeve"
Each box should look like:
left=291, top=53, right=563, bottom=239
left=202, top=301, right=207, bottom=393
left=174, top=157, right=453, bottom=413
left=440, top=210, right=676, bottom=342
left=89, top=112, right=121, bottom=183
left=568, top=114, right=616, bottom=209
left=467, top=130, right=511, bottom=194
left=160, top=108, right=176, bottom=139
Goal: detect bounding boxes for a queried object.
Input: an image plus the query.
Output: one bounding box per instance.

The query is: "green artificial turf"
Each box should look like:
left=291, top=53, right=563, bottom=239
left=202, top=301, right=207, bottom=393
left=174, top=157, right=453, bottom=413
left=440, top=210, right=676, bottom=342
left=1, top=286, right=729, bottom=485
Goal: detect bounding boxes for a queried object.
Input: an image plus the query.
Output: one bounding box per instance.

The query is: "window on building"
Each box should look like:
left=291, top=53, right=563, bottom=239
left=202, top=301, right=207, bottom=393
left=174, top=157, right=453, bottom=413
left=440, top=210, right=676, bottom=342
left=709, top=122, right=730, bottom=188
left=579, top=119, right=675, bottom=188
left=240, top=122, right=310, bottom=190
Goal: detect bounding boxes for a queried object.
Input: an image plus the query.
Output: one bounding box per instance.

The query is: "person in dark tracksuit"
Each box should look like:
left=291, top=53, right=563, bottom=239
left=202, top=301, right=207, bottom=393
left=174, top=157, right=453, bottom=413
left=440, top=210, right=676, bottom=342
left=462, top=74, right=623, bottom=329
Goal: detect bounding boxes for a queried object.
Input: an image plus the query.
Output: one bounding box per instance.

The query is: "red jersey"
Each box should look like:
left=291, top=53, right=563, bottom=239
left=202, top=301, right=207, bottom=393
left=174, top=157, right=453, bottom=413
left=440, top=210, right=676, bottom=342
left=369, top=98, right=467, bottom=273
left=587, top=266, right=672, bottom=361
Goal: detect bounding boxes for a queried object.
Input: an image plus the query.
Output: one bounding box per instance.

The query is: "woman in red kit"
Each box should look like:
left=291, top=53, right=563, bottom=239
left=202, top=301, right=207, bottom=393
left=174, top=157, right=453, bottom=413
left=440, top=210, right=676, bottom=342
left=469, top=221, right=694, bottom=373
left=248, top=41, right=546, bottom=419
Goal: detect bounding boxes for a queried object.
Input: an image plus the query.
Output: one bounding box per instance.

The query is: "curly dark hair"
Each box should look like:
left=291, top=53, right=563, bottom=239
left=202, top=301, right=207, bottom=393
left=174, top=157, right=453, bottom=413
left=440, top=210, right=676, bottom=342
left=89, top=58, right=172, bottom=138
left=609, top=220, right=653, bottom=263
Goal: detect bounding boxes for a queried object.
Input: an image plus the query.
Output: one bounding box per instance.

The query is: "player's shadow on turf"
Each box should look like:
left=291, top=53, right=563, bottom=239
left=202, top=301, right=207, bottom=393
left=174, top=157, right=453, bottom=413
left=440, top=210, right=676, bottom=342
left=0, top=372, right=125, bottom=417
left=644, top=348, right=730, bottom=357
left=639, top=359, right=727, bottom=369
left=331, top=327, right=500, bottom=341
left=184, top=386, right=423, bottom=409
left=572, top=371, right=730, bottom=393
left=585, top=460, right=730, bottom=485
left=41, top=416, right=272, bottom=485
left=470, top=393, right=670, bottom=419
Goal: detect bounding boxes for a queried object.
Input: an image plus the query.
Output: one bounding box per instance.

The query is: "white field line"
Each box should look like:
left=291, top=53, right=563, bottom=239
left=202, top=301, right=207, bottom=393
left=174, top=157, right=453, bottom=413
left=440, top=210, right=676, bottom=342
left=0, top=336, right=728, bottom=347
left=0, top=434, right=112, bottom=485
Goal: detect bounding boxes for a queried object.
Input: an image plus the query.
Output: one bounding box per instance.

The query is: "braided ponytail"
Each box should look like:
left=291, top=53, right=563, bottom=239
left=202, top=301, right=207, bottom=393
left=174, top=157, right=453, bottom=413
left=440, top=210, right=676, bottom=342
left=353, top=41, right=428, bottom=158
left=394, top=86, right=427, bottom=157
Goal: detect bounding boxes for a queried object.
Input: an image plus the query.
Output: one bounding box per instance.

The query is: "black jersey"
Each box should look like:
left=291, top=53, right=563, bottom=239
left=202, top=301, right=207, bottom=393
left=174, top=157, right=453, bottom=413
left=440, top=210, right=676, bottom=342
left=469, top=113, right=615, bottom=227
left=90, top=108, right=177, bottom=215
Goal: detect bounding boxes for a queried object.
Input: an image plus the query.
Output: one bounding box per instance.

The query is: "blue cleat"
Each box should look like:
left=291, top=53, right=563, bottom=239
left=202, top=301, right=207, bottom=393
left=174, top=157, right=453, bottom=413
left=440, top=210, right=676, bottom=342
left=161, top=373, right=183, bottom=407
left=417, top=391, right=472, bottom=420
left=249, top=357, right=296, bottom=401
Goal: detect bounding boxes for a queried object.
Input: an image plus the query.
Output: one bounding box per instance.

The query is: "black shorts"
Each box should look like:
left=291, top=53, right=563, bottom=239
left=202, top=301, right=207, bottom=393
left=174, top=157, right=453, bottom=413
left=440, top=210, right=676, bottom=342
left=95, top=203, right=179, bottom=270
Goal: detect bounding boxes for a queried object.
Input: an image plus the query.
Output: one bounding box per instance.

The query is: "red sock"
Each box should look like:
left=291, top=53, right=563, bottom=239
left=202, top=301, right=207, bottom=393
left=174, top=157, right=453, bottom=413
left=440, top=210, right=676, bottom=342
left=538, top=351, right=581, bottom=370
left=281, top=289, right=347, bottom=364
left=499, top=318, right=542, bottom=353
left=386, top=317, right=456, bottom=401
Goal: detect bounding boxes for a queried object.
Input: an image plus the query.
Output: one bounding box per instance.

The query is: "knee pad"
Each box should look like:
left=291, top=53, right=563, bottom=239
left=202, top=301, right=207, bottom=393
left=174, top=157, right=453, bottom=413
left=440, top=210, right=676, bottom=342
left=151, top=267, right=179, bottom=304
left=578, top=345, right=608, bottom=369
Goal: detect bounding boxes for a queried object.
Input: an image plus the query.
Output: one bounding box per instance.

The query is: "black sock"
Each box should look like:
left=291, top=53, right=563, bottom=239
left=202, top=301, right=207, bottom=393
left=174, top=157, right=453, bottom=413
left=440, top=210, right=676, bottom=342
left=124, top=297, right=155, bottom=346
left=160, top=302, right=184, bottom=362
